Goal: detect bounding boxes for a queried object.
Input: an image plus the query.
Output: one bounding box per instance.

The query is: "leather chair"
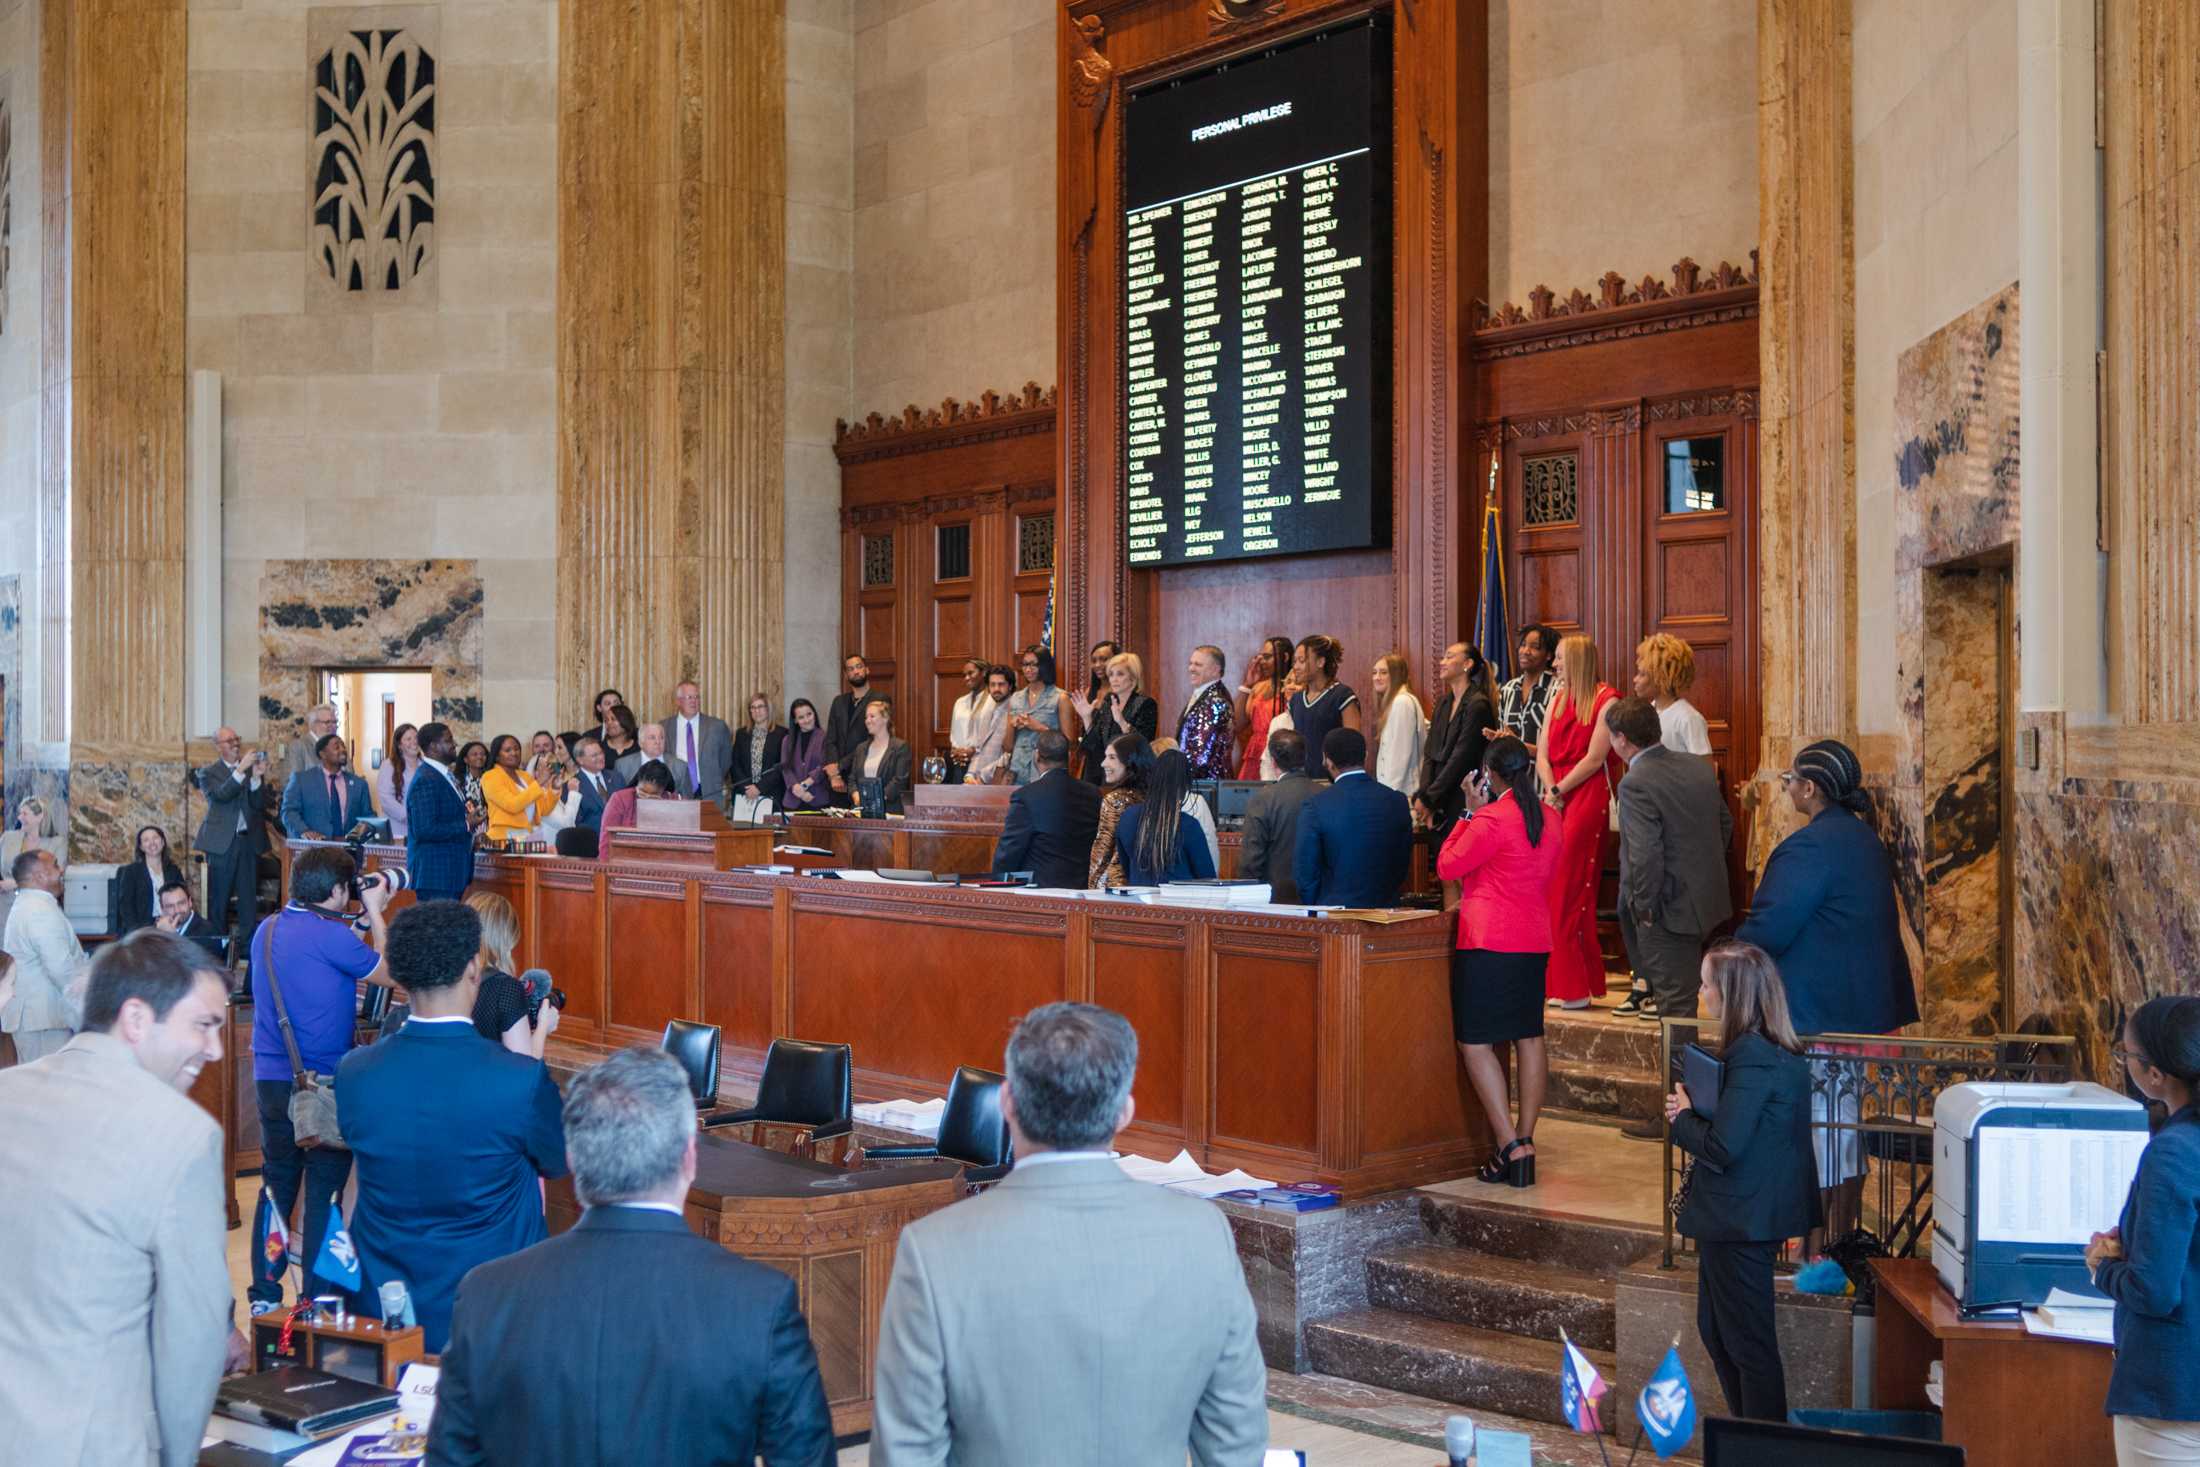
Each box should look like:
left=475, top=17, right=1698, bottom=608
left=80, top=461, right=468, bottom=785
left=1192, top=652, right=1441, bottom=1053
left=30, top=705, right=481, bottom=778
left=861, top=1065, right=1012, bottom=1189
left=704, top=1038, right=855, bottom=1163
left=555, top=827, right=599, bottom=859
left=661, top=1019, right=723, bottom=1109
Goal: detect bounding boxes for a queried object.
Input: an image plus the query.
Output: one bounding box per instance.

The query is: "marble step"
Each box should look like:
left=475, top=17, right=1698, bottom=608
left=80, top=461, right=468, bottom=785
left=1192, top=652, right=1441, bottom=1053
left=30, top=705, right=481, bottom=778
left=1366, top=1244, right=1619, bottom=1353
left=1419, top=1191, right=1664, bottom=1276
left=1543, top=1008, right=1662, bottom=1071
left=1305, top=1307, right=1618, bottom=1433
left=1546, top=1058, right=1663, bottom=1122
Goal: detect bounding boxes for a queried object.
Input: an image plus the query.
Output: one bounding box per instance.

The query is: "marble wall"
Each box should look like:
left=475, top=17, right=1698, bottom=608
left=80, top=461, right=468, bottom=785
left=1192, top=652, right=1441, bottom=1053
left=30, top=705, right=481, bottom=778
left=258, top=559, right=484, bottom=756
left=1486, top=0, right=1758, bottom=309
left=0, top=0, right=51, bottom=761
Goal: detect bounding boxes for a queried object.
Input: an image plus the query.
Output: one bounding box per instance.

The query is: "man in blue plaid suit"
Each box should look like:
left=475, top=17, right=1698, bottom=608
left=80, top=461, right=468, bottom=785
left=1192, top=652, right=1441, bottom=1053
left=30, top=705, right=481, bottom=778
left=405, top=722, right=480, bottom=903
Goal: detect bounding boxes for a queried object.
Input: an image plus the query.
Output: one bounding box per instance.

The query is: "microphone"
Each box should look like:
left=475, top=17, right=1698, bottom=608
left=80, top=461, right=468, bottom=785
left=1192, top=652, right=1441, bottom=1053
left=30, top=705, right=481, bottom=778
left=1443, top=1414, right=1475, bottom=1467
left=379, top=1279, right=415, bottom=1330
left=516, top=967, right=567, bottom=1020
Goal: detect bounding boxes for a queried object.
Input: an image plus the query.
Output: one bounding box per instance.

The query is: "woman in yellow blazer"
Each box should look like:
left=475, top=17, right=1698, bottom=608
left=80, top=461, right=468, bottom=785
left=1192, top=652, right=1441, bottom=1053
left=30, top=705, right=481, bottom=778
left=480, top=733, right=559, bottom=843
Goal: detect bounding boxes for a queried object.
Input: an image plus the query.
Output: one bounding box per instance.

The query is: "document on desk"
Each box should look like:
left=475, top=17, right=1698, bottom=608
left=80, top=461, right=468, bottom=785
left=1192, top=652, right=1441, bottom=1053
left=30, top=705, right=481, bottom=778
left=2022, top=1308, right=2115, bottom=1346
left=1976, top=1127, right=2148, bottom=1245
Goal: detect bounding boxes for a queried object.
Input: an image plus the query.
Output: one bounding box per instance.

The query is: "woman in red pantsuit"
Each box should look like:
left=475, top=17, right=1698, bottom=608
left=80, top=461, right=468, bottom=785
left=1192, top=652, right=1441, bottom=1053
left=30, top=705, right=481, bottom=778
left=1537, top=634, right=1621, bottom=1007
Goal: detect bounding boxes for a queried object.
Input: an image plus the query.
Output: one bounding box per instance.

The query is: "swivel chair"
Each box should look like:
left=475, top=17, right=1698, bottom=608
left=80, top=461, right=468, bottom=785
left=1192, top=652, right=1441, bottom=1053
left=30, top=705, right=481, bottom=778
left=660, top=1019, right=723, bottom=1109
left=704, top=1037, right=855, bottom=1163
left=554, top=827, right=599, bottom=859
left=861, top=1065, right=1013, bottom=1189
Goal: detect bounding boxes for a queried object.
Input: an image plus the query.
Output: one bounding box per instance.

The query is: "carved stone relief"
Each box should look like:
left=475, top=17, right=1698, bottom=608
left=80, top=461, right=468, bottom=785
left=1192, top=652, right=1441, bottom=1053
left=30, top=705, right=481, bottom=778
left=308, top=8, right=439, bottom=309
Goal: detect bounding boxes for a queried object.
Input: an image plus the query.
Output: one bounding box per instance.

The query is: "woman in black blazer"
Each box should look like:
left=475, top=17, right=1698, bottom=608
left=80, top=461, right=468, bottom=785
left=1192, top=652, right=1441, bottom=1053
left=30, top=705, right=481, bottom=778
left=117, top=824, right=186, bottom=935
left=1664, top=940, right=1822, bottom=1423
left=847, top=696, right=913, bottom=813
left=728, top=692, right=788, bottom=806
left=1079, top=652, right=1159, bottom=785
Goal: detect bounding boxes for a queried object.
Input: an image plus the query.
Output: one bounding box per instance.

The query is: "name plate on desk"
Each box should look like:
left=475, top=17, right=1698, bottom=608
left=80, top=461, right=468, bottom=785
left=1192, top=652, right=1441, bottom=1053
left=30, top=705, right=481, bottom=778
left=606, top=801, right=776, bottom=870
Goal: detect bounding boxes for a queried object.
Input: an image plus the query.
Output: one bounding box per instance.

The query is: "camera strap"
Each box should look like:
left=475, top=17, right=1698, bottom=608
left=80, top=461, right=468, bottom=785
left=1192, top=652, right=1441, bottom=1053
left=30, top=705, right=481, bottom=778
left=258, top=915, right=313, bottom=1087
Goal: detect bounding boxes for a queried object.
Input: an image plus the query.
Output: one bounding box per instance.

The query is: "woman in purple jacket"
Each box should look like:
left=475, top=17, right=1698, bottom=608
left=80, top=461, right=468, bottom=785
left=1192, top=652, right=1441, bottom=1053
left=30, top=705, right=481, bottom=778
left=779, top=699, right=832, bottom=811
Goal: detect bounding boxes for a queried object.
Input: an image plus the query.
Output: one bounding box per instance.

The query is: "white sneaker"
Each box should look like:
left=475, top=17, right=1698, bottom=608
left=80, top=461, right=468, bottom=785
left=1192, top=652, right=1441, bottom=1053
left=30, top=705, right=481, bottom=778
left=1549, top=997, right=1592, bottom=1011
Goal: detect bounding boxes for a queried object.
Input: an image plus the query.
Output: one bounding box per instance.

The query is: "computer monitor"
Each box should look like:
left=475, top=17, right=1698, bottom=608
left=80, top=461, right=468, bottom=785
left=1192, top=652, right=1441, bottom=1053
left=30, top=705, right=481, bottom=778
left=1702, top=1417, right=1963, bottom=1466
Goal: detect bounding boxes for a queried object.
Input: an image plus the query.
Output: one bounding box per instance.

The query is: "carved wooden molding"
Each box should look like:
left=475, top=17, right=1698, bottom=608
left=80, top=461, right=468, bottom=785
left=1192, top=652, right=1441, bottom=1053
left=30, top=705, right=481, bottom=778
left=832, top=383, right=1057, bottom=465
left=1472, top=254, right=1759, bottom=358
left=840, top=480, right=1054, bottom=532
left=1208, top=0, right=1287, bottom=31
left=1068, top=14, right=1113, bottom=130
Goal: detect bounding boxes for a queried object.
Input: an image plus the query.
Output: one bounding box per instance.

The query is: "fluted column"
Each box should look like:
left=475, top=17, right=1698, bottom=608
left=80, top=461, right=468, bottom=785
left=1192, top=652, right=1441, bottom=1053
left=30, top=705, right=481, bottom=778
left=557, top=0, right=787, bottom=727
left=44, top=0, right=192, bottom=859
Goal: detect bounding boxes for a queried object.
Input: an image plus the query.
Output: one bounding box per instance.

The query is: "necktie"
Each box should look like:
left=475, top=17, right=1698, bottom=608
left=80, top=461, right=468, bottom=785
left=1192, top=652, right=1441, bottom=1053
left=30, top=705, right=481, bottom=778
left=591, top=774, right=603, bottom=799
left=328, top=772, right=344, bottom=826
left=685, top=722, right=699, bottom=789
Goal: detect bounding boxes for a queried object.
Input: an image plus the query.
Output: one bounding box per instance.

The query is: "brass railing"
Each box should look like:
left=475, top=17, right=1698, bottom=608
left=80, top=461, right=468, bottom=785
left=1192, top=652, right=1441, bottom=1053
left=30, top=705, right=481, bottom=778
left=1655, top=1022, right=2078, bottom=1268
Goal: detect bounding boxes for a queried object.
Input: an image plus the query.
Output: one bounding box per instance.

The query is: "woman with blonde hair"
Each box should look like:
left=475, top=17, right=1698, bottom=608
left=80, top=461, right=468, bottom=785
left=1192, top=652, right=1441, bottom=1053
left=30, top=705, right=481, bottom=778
left=1536, top=634, right=1621, bottom=1008
left=1369, top=652, right=1429, bottom=796
left=1078, top=651, right=1158, bottom=786
left=1634, top=632, right=1713, bottom=755
left=463, top=891, right=559, bottom=1058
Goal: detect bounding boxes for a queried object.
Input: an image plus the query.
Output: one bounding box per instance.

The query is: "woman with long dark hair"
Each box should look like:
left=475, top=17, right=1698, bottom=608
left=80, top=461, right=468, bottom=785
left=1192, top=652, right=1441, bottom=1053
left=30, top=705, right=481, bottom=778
left=1234, top=634, right=1297, bottom=780
left=117, top=825, right=185, bottom=935
left=780, top=699, right=831, bottom=811
left=376, top=722, right=420, bottom=840
left=1665, top=941, right=1820, bottom=1423
left=1086, top=733, right=1153, bottom=888
left=1439, top=736, right=1561, bottom=1186
left=1111, top=749, right=1216, bottom=886
left=589, top=689, right=626, bottom=744
left=600, top=704, right=640, bottom=765
left=2093, top=996, right=2200, bottom=1463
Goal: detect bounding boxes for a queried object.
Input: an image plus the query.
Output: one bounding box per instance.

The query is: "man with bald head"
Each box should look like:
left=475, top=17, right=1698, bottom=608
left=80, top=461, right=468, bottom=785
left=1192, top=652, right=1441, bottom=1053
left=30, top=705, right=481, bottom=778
left=616, top=717, right=694, bottom=797
left=198, top=726, right=271, bottom=957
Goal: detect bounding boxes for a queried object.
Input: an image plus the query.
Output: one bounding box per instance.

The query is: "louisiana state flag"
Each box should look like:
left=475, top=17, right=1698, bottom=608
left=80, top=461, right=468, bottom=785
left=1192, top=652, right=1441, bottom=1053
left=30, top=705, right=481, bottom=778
left=1475, top=485, right=1512, bottom=686
left=1559, top=1328, right=1608, bottom=1434
left=1635, top=1343, right=1698, bottom=1458
left=251, top=1186, right=289, bottom=1290
left=314, top=1195, right=363, bottom=1292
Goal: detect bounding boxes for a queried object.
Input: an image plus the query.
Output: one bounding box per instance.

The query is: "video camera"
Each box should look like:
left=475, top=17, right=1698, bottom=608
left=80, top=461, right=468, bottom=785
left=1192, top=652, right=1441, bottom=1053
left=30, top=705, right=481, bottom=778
left=514, top=967, right=568, bottom=1025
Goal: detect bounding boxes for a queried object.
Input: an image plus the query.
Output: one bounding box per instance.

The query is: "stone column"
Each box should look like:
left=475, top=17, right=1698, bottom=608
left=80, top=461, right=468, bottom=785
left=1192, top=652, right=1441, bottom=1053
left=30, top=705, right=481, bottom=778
left=1752, top=0, right=1856, bottom=865
left=556, top=0, right=788, bottom=728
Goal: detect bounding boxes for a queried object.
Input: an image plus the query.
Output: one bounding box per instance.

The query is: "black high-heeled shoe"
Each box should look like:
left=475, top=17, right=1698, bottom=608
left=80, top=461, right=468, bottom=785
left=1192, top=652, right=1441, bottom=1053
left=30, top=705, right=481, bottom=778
left=1477, top=1137, right=1536, bottom=1187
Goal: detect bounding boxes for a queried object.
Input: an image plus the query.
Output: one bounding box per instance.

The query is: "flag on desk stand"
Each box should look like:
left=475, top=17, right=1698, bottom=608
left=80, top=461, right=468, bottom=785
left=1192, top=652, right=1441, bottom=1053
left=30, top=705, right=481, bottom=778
left=313, top=1194, right=363, bottom=1292
left=251, top=1186, right=289, bottom=1293
left=1560, top=1327, right=1610, bottom=1437
left=1475, top=448, right=1513, bottom=685
left=1633, top=1342, right=1697, bottom=1460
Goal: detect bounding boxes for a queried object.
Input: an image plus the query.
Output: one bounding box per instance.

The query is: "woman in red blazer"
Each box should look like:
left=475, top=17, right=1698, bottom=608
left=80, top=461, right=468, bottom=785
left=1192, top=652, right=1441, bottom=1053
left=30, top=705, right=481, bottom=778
left=1437, top=735, right=1563, bottom=1187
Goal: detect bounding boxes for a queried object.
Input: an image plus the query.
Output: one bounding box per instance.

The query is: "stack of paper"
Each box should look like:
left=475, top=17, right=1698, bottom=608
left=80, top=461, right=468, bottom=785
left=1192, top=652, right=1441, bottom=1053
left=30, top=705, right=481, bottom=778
left=2025, top=1287, right=2115, bottom=1345
left=1155, top=881, right=1274, bottom=907
left=1113, top=1148, right=1274, bottom=1195
left=853, top=1097, right=947, bottom=1137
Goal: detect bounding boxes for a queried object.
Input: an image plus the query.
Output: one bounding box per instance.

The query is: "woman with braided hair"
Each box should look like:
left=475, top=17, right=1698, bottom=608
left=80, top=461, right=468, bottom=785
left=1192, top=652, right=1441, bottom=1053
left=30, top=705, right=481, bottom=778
left=1736, top=737, right=1919, bottom=1249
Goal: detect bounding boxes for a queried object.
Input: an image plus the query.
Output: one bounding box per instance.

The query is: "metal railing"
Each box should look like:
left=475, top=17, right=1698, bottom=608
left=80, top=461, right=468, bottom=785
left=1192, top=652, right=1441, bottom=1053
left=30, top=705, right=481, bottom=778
left=1656, top=1020, right=2077, bottom=1268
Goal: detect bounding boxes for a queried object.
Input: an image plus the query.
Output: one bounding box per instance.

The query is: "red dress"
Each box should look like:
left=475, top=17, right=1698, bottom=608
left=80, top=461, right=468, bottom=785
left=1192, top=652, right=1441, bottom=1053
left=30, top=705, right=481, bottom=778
left=1237, top=686, right=1283, bottom=780
left=1542, top=683, right=1620, bottom=1002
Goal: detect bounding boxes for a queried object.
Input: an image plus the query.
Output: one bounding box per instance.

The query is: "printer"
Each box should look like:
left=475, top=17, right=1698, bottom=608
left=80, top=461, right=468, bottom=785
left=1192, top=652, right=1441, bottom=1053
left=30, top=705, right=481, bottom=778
left=1932, top=1080, right=2149, bottom=1309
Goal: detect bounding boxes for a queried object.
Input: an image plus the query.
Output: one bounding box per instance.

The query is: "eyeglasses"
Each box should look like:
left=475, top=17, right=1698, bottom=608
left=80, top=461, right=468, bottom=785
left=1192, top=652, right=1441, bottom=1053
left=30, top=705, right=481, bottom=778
left=2111, top=1045, right=2139, bottom=1066
left=1777, top=771, right=1800, bottom=786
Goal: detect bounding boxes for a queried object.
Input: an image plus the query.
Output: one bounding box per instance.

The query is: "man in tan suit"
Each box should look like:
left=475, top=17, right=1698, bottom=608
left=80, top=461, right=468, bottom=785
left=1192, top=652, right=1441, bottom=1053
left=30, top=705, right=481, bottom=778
left=0, top=930, right=241, bottom=1466
left=872, top=1003, right=1269, bottom=1467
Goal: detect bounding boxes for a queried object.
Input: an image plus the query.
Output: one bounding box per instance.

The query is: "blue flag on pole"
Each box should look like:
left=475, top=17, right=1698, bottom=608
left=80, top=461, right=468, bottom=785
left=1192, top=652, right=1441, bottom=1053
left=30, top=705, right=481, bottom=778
left=250, top=1186, right=288, bottom=1291
left=314, top=1195, right=363, bottom=1291
left=1475, top=477, right=1512, bottom=687
left=1635, top=1344, right=1698, bottom=1458
left=1559, top=1328, right=1608, bottom=1434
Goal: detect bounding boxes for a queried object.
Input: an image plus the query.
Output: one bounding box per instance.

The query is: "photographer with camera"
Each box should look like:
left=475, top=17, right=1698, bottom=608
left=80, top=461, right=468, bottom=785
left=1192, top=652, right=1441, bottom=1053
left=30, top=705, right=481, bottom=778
left=246, top=845, right=395, bottom=1315
left=463, top=893, right=563, bottom=1059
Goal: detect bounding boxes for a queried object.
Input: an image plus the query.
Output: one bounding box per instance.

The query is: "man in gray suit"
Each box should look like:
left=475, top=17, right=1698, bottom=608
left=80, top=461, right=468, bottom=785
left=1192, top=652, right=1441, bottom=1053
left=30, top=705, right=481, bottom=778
left=617, top=718, right=695, bottom=798
left=0, top=930, right=242, bottom=1466
left=197, top=725, right=271, bottom=955
left=660, top=681, right=733, bottom=811
left=1237, top=728, right=1320, bottom=903
left=1605, top=695, right=1733, bottom=1031
left=872, top=1003, right=1268, bottom=1467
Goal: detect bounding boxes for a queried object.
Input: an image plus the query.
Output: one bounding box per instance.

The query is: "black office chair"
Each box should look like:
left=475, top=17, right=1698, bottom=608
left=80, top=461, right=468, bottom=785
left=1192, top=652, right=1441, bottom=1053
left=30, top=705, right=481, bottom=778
left=555, top=827, right=599, bottom=859
left=661, top=1019, right=723, bottom=1109
left=862, top=1065, right=1013, bottom=1188
left=704, top=1038, right=855, bottom=1163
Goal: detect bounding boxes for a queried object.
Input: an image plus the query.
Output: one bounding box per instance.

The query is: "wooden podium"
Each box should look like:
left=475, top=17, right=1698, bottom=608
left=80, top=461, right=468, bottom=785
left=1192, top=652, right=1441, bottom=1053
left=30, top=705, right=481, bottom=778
left=603, top=798, right=776, bottom=869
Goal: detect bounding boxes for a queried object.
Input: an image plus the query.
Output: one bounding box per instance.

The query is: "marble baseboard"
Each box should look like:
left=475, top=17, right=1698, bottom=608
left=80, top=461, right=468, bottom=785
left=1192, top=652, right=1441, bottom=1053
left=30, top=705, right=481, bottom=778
left=1226, top=1191, right=1427, bottom=1372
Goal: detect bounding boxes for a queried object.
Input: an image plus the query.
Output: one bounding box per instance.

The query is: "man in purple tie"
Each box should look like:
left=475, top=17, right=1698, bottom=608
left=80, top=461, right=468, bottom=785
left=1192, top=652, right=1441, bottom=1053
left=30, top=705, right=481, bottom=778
left=659, top=682, right=733, bottom=812
left=280, top=735, right=375, bottom=841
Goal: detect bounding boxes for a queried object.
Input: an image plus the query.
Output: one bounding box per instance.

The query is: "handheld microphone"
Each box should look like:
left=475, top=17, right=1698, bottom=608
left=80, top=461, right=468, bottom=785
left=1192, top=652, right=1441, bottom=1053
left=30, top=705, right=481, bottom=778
left=516, top=967, right=567, bottom=1021
left=1443, top=1414, right=1475, bottom=1467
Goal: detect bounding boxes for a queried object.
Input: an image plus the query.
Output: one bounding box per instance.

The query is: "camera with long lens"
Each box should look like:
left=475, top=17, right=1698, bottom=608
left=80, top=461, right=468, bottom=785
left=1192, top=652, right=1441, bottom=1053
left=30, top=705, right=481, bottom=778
left=342, top=836, right=414, bottom=932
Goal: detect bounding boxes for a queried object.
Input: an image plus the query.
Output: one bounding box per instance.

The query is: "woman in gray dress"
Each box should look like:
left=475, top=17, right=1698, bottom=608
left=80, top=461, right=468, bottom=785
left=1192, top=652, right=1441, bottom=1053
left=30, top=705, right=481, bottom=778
left=1004, top=645, right=1077, bottom=785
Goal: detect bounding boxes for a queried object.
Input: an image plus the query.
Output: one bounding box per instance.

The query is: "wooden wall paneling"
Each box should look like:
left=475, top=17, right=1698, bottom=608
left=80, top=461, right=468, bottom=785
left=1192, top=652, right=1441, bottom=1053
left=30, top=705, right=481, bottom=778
left=602, top=874, right=691, bottom=1036
left=1354, top=932, right=1481, bottom=1164
left=535, top=869, right=608, bottom=1034
left=1503, top=422, right=1591, bottom=637
left=1208, top=929, right=1321, bottom=1161
left=1058, top=0, right=1486, bottom=724
left=557, top=0, right=787, bottom=730
left=1087, top=916, right=1193, bottom=1139
left=700, top=886, right=775, bottom=1054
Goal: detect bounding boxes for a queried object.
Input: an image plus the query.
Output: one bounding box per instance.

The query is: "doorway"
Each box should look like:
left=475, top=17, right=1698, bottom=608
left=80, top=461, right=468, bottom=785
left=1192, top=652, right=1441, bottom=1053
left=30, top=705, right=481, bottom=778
left=315, top=668, right=434, bottom=776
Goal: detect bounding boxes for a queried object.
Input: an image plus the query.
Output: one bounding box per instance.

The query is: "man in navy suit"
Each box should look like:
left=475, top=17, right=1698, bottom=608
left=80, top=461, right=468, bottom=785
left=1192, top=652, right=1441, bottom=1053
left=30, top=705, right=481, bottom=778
left=335, top=900, right=566, bottom=1352
left=279, top=734, right=375, bottom=840
left=429, top=1047, right=836, bottom=1467
left=404, top=722, right=479, bottom=904
left=1293, top=727, right=1413, bottom=908
left=563, top=735, right=626, bottom=830
left=990, top=732, right=1102, bottom=889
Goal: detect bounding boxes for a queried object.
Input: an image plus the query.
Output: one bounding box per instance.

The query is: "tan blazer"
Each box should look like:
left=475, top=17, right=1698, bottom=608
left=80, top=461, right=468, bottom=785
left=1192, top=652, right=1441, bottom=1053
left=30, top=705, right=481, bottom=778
left=871, top=1155, right=1268, bottom=1467
left=0, top=1033, right=232, bottom=1467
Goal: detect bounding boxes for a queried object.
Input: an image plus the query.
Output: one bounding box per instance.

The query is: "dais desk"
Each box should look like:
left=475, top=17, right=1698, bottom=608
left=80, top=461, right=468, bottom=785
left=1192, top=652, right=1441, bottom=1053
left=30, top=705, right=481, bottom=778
left=291, top=841, right=1480, bottom=1198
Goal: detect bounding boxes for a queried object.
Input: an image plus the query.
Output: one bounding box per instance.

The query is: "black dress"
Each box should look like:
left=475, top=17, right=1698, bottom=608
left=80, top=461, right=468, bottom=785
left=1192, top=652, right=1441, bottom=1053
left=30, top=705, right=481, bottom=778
left=471, top=968, right=533, bottom=1045
left=1079, top=692, right=1159, bottom=784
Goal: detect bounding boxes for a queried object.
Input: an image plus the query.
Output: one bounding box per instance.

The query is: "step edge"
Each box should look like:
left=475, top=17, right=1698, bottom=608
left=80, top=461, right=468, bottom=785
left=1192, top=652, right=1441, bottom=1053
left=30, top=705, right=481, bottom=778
left=1306, top=1307, right=1621, bottom=1368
